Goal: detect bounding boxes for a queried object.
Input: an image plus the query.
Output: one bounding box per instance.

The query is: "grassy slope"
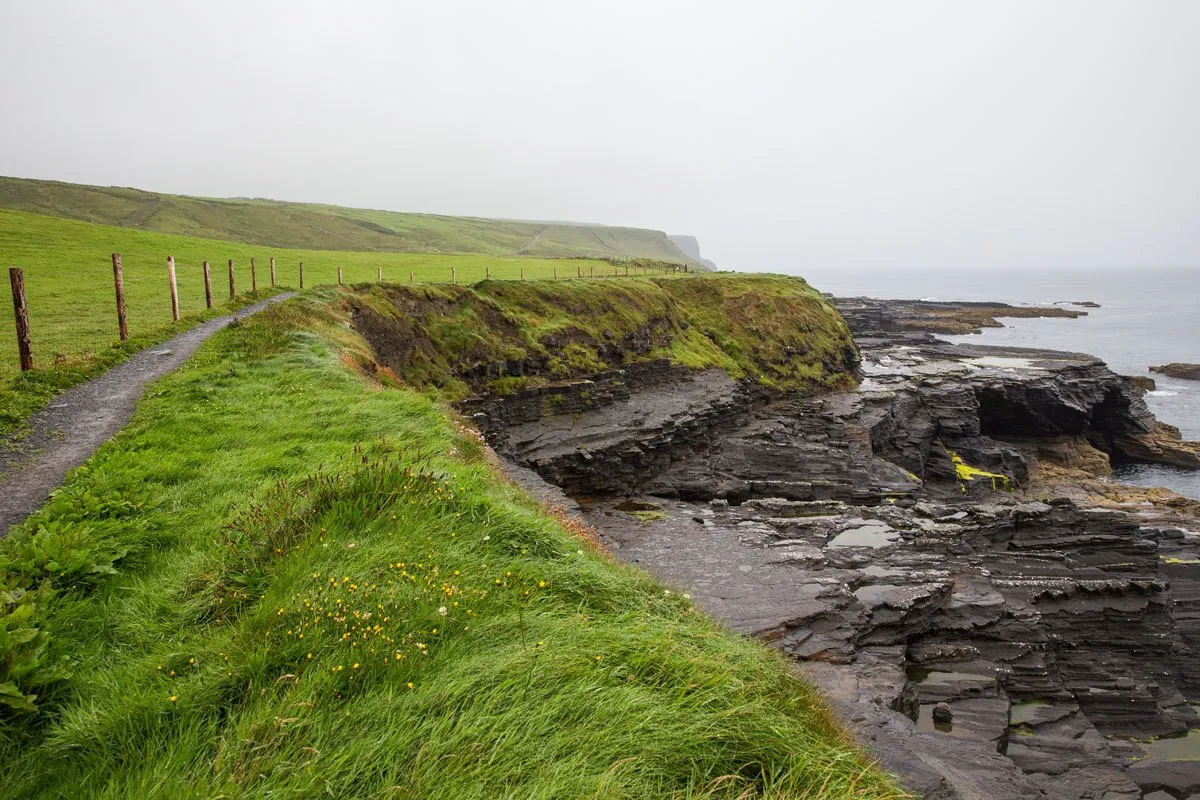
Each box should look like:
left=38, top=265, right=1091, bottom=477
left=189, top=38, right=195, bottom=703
left=0, top=176, right=698, bottom=263
left=0, top=292, right=900, bottom=799
left=350, top=274, right=858, bottom=398
left=0, top=210, right=677, bottom=434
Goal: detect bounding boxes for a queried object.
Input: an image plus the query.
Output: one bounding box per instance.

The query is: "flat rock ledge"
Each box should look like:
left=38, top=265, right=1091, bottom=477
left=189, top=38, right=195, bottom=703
left=1151, top=364, right=1200, bottom=382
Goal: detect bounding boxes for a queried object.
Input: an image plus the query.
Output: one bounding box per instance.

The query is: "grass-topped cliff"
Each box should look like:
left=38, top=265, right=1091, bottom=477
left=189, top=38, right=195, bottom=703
left=349, top=274, right=860, bottom=399
left=0, top=176, right=699, bottom=263
left=0, top=286, right=900, bottom=798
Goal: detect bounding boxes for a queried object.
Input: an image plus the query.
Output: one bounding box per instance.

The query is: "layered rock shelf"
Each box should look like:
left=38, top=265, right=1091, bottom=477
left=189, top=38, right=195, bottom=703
left=1152, top=364, right=1200, bottom=382
left=358, top=287, right=1200, bottom=799
left=833, top=296, right=1089, bottom=335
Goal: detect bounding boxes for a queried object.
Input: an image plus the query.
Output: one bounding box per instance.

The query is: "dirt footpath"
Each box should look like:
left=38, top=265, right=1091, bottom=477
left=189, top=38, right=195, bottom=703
left=0, top=292, right=295, bottom=537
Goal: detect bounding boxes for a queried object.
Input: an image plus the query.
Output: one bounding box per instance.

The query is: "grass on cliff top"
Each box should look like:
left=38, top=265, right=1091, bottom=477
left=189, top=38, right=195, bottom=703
left=0, top=175, right=698, bottom=263
left=352, top=273, right=858, bottom=398
left=0, top=209, right=678, bottom=436
left=0, top=292, right=901, bottom=799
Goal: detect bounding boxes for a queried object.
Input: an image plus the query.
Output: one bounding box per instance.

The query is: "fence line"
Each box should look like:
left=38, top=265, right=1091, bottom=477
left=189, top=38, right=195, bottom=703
left=9, top=267, right=33, bottom=370
left=167, top=256, right=179, bottom=322
left=7, top=253, right=688, bottom=372
left=112, top=253, right=128, bottom=342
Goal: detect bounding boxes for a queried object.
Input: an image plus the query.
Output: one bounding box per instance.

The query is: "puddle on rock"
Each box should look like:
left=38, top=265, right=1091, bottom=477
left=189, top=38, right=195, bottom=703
left=917, top=703, right=953, bottom=734
left=1139, top=730, right=1200, bottom=764
left=826, top=521, right=900, bottom=549
left=906, top=667, right=999, bottom=702
left=961, top=356, right=1042, bottom=370
left=860, top=564, right=907, bottom=578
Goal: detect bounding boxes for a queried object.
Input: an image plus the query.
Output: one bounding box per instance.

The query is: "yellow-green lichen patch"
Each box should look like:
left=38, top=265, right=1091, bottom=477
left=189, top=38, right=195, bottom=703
left=627, top=510, right=669, bottom=523
left=943, top=445, right=1012, bottom=493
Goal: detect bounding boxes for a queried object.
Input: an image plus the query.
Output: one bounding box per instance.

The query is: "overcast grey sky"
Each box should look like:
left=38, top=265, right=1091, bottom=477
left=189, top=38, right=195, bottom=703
left=1, top=1, right=1197, bottom=272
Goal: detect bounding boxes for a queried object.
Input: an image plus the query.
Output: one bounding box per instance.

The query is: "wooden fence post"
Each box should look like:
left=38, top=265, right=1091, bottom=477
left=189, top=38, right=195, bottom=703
left=203, top=260, right=213, bottom=308
left=589, top=266, right=594, bottom=278
left=409, top=270, right=414, bottom=283
left=520, top=266, right=524, bottom=280
left=167, top=256, right=180, bottom=322
left=553, top=265, right=557, bottom=280
left=251, top=257, right=257, bottom=292
left=377, top=265, right=382, bottom=284
left=9, top=267, right=33, bottom=370
left=299, top=261, right=304, bottom=289
left=228, top=259, right=235, bottom=300
left=337, top=266, right=343, bottom=286
left=270, top=257, right=276, bottom=287
left=485, top=266, right=490, bottom=280
left=451, top=267, right=456, bottom=285
left=112, top=253, right=128, bottom=341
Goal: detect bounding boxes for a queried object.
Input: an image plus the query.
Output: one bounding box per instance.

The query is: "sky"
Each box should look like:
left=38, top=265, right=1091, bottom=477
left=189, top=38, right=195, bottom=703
left=1, top=1, right=1197, bottom=274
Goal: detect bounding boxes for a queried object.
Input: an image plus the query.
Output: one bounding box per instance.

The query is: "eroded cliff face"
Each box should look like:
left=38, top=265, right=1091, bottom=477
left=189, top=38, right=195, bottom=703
left=348, top=275, right=858, bottom=399
left=352, top=280, right=1200, bottom=800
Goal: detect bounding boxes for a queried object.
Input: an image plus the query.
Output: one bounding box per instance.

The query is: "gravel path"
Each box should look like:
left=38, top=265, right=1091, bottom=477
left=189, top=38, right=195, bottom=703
left=0, top=293, right=295, bottom=537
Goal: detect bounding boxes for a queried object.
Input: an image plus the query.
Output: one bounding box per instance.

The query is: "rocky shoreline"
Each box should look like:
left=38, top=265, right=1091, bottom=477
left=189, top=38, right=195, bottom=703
left=457, top=297, right=1200, bottom=800
left=831, top=296, right=1090, bottom=335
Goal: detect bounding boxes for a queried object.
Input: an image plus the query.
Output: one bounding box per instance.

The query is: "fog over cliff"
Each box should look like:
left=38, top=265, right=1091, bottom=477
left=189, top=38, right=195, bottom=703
left=1, top=1, right=1197, bottom=273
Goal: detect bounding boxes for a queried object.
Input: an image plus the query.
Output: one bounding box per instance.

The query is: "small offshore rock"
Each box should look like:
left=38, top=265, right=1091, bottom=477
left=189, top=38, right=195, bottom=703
left=932, top=702, right=953, bottom=723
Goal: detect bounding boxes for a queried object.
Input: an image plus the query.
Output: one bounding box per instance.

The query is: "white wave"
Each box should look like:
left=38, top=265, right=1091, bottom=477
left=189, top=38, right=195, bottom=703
left=1148, top=390, right=1179, bottom=397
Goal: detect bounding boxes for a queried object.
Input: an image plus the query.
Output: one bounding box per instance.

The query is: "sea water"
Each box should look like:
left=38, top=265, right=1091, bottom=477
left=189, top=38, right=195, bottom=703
left=792, top=266, right=1200, bottom=500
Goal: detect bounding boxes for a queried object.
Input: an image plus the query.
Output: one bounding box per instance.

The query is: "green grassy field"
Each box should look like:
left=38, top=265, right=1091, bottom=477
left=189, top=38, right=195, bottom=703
left=0, top=292, right=902, bottom=799
left=0, top=210, right=678, bottom=434
left=0, top=175, right=699, bottom=263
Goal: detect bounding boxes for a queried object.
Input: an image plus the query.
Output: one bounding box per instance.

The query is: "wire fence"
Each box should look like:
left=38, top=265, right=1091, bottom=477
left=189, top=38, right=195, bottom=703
left=6, top=254, right=690, bottom=372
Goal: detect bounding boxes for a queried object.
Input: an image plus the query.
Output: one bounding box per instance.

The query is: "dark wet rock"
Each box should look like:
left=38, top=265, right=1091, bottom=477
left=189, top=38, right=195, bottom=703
left=589, top=493, right=1185, bottom=798
left=834, top=297, right=1087, bottom=336
left=1129, top=375, right=1158, bottom=393
left=932, top=702, right=954, bottom=723
left=1112, top=421, right=1200, bottom=469
left=1151, top=363, right=1200, bottom=381
left=1128, top=759, right=1200, bottom=797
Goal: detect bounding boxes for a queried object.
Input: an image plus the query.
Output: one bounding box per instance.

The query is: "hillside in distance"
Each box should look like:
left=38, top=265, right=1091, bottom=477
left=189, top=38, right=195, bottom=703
left=0, top=175, right=701, bottom=264
left=667, top=234, right=718, bottom=270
